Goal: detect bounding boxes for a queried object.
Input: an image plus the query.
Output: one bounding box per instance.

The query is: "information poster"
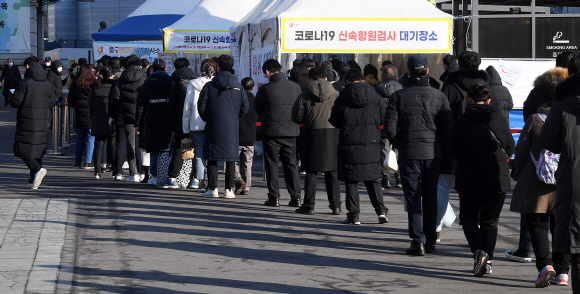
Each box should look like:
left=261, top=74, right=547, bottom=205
left=0, top=0, right=30, bottom=53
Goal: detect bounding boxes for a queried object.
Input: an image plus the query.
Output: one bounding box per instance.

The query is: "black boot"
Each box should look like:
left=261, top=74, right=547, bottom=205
left=395, top=172, right=402, bottom=188
left=141, top=166, right=150, bottom=183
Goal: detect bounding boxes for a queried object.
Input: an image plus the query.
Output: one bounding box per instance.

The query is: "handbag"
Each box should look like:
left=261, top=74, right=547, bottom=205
left=382, top=144, right=398, bottom=172
left=181, top=138, right=195, bottom=160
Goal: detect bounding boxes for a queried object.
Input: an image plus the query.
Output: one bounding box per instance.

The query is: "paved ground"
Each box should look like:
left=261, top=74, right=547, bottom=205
left=0, top=105, right=571, bottom=293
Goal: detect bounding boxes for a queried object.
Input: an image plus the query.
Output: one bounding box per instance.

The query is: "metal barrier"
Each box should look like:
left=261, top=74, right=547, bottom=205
left=47, top=103, right=64, bottom=156
left=62, top=101, right=70, bottom=148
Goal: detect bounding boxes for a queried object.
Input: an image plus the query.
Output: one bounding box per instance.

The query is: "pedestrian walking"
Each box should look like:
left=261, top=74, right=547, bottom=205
left=540, top=54, right=580, bottom=293
left=9, top=56, right=56, bottom=188
left=197, top=55, right=249, bottom=198
left=68, top=64, right=96, bottom=170
left=89, top=66, right=115, bottom=179
left=1, top=58, right=22, bottom=106
left=292, top=66, right=341, bottom=215
left=384, top=55, right=452, bottom=255
left=234, top=77, right=257, bottom=196
left=255, top=59, right=302, bottom=207
left=447, top=83, right=515, bottom=277
left=329, top=68, right=388, bottom=225
left=511, top=76, right=570, bottom=288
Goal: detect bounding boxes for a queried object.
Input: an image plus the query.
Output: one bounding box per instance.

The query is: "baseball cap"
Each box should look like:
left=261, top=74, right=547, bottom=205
left=45, top=56, right=52, bottom=62
left=153, top=58, right=166, bottom=68
left=407, top=55, right=428, bottom=70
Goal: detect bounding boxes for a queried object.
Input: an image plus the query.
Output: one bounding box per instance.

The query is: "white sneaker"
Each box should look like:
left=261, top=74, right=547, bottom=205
left=126, top=175, right=140, bottom=182
left=189, top=179, right=200, bottom=189
left=139, top=174, right=145, bottom=182
left=122, top=161, right=129, bottom=169
left=94, top=174, right=100, bottom=179
left=202, top=188, right=218, bottom=198
left=113, top=174, right=124, bottom=181
left=27, top=183, right=37, bottom=190
left=32, top=168, right=47, bottom=189
left=223, top=189, right=235, bottom=199
left=147, top=176, right=157, bottom=185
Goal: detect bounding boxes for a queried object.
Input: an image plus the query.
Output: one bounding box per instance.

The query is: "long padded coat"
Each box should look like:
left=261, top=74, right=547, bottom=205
left=9, top=65, right=56, bottom=158
left=197, top=71, right=249, bottom=161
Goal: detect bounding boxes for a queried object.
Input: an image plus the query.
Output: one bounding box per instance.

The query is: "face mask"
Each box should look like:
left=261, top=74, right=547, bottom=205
left=57, top=67, right=62, bottom=73
left=8, top=62, right=13, bottom=67
left=46, top=62, right=51, bottom=67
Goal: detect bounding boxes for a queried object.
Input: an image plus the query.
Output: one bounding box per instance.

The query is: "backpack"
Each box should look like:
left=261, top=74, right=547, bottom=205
left=529, top=113, right=559, bottom=185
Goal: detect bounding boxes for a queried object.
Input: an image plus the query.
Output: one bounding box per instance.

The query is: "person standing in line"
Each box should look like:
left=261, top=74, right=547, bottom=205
left=511, top=76, right=570, bottom=288
left=68, top=64, right=96, bottom=170
left=46, top=60, right=64, bottom=101
left=1, top=58, right=22, bottom=106
left=197, top=55, right=249, bottom=198
left=384, top=55, right=452, bottom=255
left=332, top=62, right=350, bottom=93
left=255, top=59, right=302, bottom=207
left=292, top=66, right=342, bottom=215
left=9, top=56, right=56, bottom=188
left=540, top=54, right=580, bottom=293
left=363, top=64, right=380, bottom=88
left=329, top=68, right=389, bottom=225
left=485, top=65, right=514, bottom=127
left=375, top=64, right=403, bottom=189
left=89, top=66, right=115, bottom=179
left=439, top=55, right=458, bottom=84
left=136, top=59, right=173, bottom=187
left=234, top=77, right=257, bottom=196
left=109, top=54, right=147, bottom=181
left=447, top=83, right=515, bottom=277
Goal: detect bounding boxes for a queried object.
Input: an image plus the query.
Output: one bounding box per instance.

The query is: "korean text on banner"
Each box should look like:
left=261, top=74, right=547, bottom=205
left=93, top=41, right=163, bottom=62
left=281, top=18, right=451, bottom=54
left=0, top=1, right=30, bottom=53
left=164, top=30, right=232, bottom=53
left=251, top=45, right=276, bottom=95
left=134, top=48, right=151, bottom=59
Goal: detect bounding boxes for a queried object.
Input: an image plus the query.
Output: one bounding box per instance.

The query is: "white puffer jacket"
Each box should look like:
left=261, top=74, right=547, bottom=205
left=182, top=76, right=212, bottom=134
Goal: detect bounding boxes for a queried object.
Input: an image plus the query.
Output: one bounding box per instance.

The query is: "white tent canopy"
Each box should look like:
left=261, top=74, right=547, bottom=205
left=163, top=0, right=261, bottom=53
left=127, top=0, right=201, bottom=18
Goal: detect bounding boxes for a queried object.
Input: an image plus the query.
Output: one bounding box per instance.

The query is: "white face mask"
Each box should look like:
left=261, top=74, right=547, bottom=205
left=57, top=67, right=62, bottom=73
left=8, top=62, right=13, bottom=67
left=46, top=62, right=51, bottom=67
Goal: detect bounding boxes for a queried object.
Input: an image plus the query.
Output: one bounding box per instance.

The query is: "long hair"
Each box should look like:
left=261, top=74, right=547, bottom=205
left=74, top=64, right=95, bottom=93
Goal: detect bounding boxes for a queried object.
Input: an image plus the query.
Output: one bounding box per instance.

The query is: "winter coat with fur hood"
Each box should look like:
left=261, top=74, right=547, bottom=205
left=523, top=67, right=569, bottom=122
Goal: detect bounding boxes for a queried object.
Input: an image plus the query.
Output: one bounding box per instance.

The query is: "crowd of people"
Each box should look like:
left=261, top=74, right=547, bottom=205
left=5, top=49, right=580, bottom=291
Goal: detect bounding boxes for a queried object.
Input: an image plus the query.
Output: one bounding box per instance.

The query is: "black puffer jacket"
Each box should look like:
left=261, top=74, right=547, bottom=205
left=375, top=80, right=403, bottom=100
left=329, top=82, right=386, bottom=181
left=110, top=65, right=146, bottom=125
left=289, top=66, right=310, bottom=92
left=68, top=84, right=92, bottom=129
left=169, top=67, right=196, bottom=136
left=0, top=64, right=22, bottom=89
left=89, top=80, right=114, bottom=137
left=255, top=72, right=302, bottom=138
left=383, top=76, right=453, bottom=160
left=523, top=67, right=569, bottom=122
left=239, top=91, right=257, bottom=146
left=486, top=66, right=513, bottom=126
left=540, top=75, right=580, bottom=254
left=441, top=69, right=489, bottom=120
left=447, top=103, right=515, bottom=195
left=9, top=65, right=56, bottom=158
left=46, top=60, right=64, bottom=100
left=198, top=71, right=249, bottom=161
left=292, top=79, right=340, bottom=172
left=439, top=65, right=458, bottom=83
left=333, top=77, right=347, bottom=93
left=136, top=71, right=173, bottom=153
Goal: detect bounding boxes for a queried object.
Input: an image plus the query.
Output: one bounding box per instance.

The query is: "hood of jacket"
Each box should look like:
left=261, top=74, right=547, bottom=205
left=212, top=71, right=240, bottom=89
left=447, top=69, right=488, bottom=91
left=555, top=75, right=580, bottom=112
left=305, top=79, right=338, bottom=102
left=464, top=103, right=499, bottom=122
left=145, top=71, right=173, bottom=91
left=122, top=65, right=146, bottom=83
left=291, top=66, right=308, bottom=80
left=171, top=67, right=196, bottom=82
left=485, top=66, right=503, bottom=86
left=191, top=76, right=212, bottom=91
left=342, top=82, right=376, bottom=108
left=534, top=67, right=569, bottom=87
left=50, top=60, right=64, bottom=75
left=25, top=65, right=48, bottom=82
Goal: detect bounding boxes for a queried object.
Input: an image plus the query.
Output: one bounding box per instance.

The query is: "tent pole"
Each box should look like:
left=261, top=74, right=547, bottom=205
left=472, top=0, right=479, bottom=53
left=531, top=0, right=536, bottom=59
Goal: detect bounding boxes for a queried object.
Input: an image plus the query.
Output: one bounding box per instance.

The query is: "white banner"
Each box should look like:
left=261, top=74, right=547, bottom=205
left=280, top=18, right=451, bottom=54
left=164, top=30, right=232, bottom=53
left=0, top=1, right=30, bottom=53
left=93, top=41, right=163, bottom=62
left=251, top=44, right=276, bottom=95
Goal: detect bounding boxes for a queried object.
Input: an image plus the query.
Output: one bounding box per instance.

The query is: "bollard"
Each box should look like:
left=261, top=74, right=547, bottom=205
left=57, top=102, right=63, bottom=149
left=62, top=101, right=69, bottom=148
left=47, top=104, right=64, bottom=156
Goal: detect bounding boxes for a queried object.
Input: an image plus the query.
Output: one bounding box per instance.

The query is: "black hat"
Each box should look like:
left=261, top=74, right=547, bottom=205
left=44, top=56, right=52, bottom=62
left=153, top=58, right=166, bottom=68
left=407, top=55, right=428, bottom=70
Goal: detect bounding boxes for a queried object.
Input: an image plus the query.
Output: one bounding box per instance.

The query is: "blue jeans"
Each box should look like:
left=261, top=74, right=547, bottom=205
left=150, top=153, right=159, bottom=176
left=191, top=131, right=206, bottom=180
left=436, top=174, right=455, bottom=229
left=75, top=128, right=95, bottom=164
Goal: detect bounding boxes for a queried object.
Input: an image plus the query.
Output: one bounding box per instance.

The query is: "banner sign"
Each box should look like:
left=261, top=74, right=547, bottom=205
left=93, top=41, right=163, bottom=62
left=164, top=30, right=232, bottom=53
left=280, top=18, right=451, bottom=53
left=0, top=0, right=30, bottom=53
left=251, top=44, right=276, bottom=95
